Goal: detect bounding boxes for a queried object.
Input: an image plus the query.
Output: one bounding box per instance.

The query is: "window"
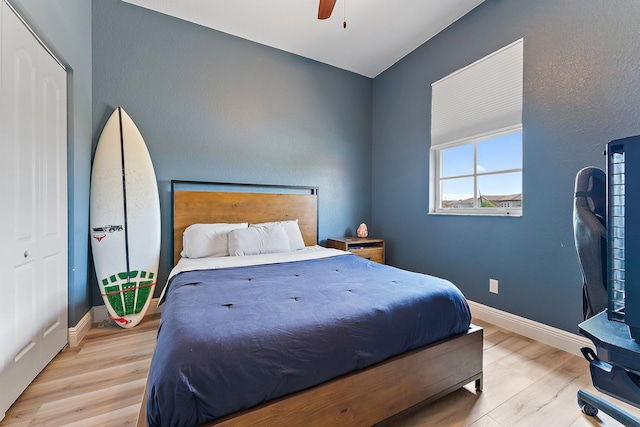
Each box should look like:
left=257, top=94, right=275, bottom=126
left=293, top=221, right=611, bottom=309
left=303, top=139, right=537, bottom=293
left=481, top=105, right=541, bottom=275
left=430, top=39, right=523, bottom=216
left=437, top=129, right=522, bottom=212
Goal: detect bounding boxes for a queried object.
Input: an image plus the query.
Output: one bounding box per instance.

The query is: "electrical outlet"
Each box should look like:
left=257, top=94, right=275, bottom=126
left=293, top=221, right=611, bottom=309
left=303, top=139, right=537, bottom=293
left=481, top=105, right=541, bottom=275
left=489, top=278, right=499, bottom=294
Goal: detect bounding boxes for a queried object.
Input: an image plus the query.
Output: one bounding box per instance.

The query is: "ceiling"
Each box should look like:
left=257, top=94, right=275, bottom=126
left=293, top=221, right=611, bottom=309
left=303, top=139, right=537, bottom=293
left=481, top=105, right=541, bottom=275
left=121, top=0, right=484, bottom=78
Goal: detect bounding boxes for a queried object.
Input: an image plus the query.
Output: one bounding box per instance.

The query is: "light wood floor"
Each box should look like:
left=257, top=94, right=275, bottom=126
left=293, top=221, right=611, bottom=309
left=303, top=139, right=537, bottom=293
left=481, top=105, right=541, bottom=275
left=1, top=316, right=639, bottom=427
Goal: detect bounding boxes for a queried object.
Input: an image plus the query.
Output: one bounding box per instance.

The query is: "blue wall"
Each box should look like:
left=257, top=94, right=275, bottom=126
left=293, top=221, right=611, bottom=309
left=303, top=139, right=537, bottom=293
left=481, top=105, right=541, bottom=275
left=13, top=0, right=637, bottom=332
left=10, top=0, right=93, bottom=327
left=91, top=0, right=373, bottom=304
left=372, top=0, right=640, bottom=333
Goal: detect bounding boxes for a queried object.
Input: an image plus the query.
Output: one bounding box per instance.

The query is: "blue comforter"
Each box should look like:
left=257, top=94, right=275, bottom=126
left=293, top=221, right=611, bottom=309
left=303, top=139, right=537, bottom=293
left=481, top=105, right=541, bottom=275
left=146, top=254, right=471, bottom=427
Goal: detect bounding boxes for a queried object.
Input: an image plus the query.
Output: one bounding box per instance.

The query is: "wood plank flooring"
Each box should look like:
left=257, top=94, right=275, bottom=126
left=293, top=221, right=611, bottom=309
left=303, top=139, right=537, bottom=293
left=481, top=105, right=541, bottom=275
left=1, top=316, right=639, bottom=426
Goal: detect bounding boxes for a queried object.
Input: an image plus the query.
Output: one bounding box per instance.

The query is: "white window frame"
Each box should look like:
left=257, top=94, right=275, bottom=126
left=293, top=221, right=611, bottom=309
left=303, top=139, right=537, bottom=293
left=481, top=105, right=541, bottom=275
left=430, top=126, right=522, bottom=216
left=429, top=39, right=523, bottom=217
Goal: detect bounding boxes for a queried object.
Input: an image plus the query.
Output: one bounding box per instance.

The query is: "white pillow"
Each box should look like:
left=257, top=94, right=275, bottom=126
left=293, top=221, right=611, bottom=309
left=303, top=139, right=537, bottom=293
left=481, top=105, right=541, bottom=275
left=181, top=223, right=248, bottom=258
left=228, top=223, right=290, bottom=256
left=250, top=220, right=306, bottom=250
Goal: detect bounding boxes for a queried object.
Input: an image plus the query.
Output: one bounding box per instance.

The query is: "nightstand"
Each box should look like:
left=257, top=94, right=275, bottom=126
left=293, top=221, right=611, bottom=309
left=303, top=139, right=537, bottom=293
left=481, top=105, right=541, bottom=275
left=326, top=237, right=385, bottom=264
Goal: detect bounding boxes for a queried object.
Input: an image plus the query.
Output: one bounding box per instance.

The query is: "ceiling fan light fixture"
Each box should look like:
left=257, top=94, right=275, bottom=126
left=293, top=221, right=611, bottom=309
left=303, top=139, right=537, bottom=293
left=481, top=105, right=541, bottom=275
left=318, top=0, right=337, bottom=20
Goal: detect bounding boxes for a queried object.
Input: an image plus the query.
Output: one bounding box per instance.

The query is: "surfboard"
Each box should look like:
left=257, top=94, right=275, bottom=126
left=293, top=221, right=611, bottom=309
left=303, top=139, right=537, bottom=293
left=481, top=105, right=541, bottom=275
left=90, top=107, right=160, bottom=328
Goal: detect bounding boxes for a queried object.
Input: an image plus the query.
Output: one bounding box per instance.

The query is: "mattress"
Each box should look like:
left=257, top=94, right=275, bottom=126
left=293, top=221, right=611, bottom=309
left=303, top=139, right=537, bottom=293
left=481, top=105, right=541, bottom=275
left=146, top=250, right=471, bottom=427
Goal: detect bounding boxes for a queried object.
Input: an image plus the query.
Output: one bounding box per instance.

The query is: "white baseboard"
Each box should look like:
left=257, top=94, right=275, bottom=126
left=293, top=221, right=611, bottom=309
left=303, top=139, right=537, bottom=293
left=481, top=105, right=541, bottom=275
left=468, top=300, right=592, bottom=357
left=68, top=310, right=92, bottom=348
left=91, top=298, right=163, bottom=325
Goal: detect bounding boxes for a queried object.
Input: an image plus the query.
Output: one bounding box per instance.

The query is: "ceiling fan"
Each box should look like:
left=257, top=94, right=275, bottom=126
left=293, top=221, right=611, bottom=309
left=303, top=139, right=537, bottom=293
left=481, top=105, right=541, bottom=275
left=318, top=0, right=337, bottom=19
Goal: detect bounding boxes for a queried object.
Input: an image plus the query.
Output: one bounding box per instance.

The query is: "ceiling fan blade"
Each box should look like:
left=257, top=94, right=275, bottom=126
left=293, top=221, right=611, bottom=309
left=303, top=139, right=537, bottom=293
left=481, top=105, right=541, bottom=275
left=318, top=0, right=337, bottom=20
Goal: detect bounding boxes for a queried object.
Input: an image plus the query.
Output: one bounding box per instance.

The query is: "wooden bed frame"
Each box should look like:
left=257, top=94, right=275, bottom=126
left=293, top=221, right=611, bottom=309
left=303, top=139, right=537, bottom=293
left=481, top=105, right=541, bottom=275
left=137, top=181, right=483, bottom=427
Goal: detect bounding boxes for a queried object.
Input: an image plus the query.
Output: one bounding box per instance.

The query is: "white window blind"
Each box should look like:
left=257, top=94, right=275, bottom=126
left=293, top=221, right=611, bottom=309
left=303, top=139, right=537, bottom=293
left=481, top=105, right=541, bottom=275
left=431, top=39, right=523, bottom=149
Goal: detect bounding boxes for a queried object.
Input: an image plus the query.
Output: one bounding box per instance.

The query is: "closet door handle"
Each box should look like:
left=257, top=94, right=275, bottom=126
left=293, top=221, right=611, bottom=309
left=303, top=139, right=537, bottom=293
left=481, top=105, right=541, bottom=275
left=24, top=250, right=31, bottom=258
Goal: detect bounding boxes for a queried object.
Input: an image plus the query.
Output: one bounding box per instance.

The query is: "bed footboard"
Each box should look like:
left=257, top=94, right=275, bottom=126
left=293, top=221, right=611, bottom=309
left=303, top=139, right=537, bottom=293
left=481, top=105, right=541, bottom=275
left=137, top=325, right=483, bottom=427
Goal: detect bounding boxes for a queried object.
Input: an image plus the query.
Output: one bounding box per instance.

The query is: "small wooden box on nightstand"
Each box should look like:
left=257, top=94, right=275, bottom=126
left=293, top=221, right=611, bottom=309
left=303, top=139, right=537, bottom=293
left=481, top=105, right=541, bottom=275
left=326, top=237, right=385, bottom=264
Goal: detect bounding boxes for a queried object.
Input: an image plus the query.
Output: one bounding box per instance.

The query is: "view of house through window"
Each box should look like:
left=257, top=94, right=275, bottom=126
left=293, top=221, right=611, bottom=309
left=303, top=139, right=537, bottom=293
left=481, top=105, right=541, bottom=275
left=439, top=130, right=522, bottom=211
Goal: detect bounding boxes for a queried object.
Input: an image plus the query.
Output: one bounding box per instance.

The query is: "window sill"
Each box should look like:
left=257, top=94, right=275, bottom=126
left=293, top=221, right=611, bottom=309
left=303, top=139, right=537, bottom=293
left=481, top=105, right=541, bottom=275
left=429, top=209, right=522, bottom=217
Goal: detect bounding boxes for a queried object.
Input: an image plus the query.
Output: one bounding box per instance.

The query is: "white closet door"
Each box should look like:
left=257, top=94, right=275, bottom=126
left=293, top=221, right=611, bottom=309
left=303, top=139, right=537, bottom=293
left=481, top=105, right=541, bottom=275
left=0, top=1, right=68, bottom=420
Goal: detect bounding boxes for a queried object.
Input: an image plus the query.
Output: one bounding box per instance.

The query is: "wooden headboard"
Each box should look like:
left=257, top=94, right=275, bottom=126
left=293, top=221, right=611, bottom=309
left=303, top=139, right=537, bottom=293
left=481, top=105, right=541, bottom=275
left=171, top=181, right=318, bottom=265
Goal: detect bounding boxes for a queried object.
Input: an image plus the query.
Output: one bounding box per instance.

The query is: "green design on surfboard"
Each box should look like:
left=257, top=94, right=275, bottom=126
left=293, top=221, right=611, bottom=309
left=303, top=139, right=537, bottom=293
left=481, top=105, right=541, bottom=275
left=101, top=270, right=155, bottom=317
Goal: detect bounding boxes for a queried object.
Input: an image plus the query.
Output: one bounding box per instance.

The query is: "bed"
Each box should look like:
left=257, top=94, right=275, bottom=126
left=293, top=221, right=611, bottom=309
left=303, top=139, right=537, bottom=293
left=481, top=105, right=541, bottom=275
left=137, top=181, right=483, bottom=427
